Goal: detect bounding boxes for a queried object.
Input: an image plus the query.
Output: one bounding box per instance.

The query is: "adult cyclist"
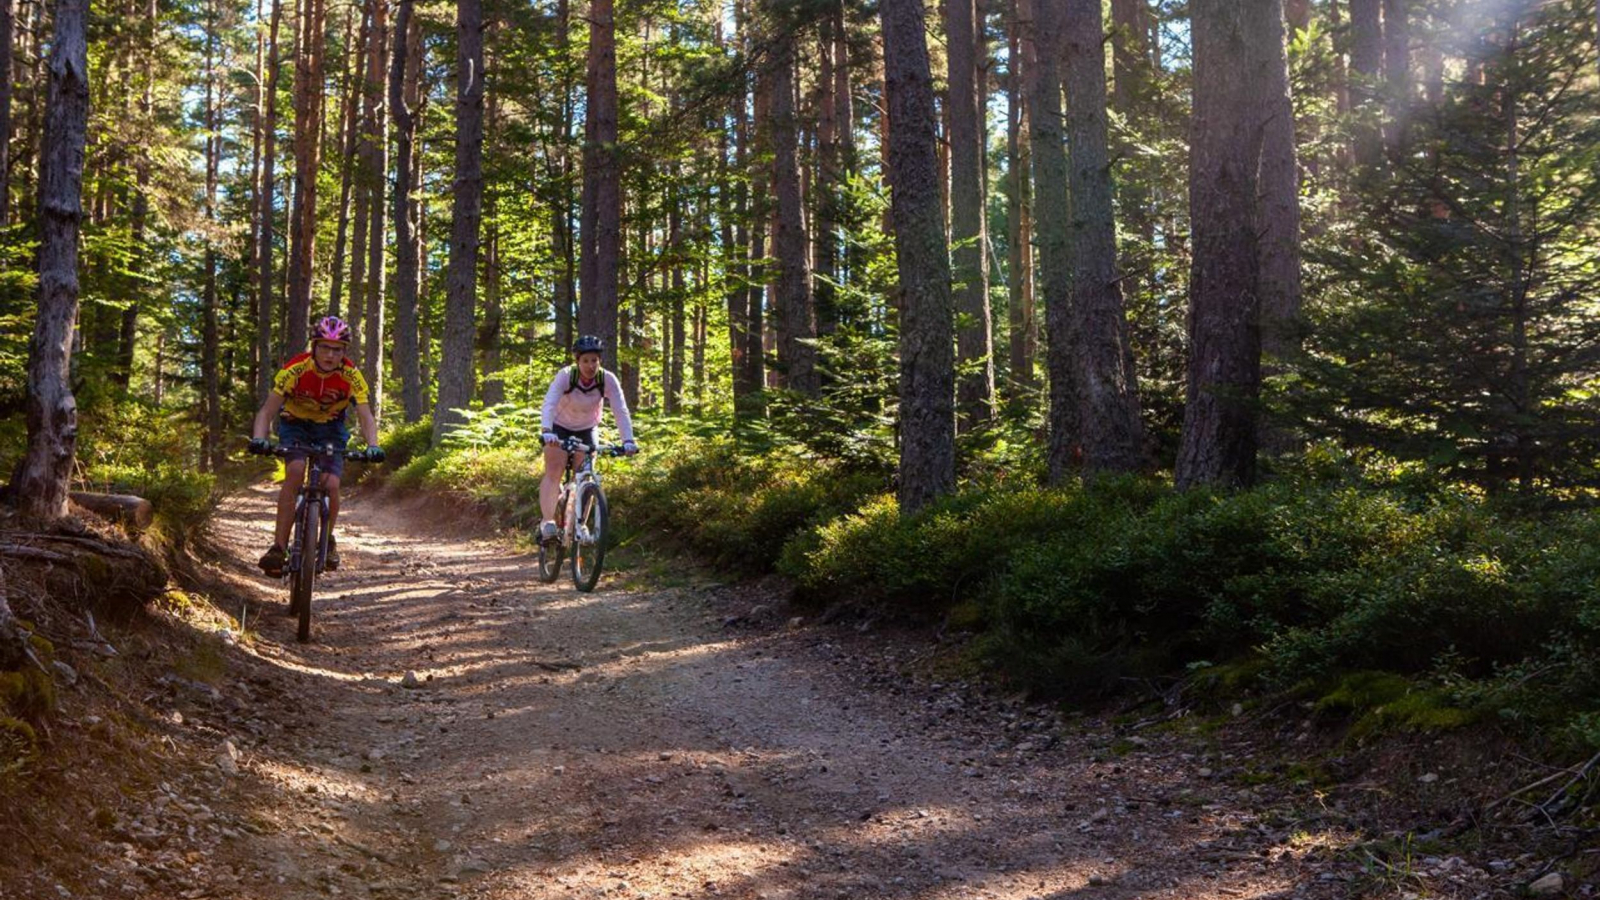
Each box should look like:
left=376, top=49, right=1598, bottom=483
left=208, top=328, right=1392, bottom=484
left=538, top=335, right=638, bottom=542
left=247, top=316, right=384, bottom=576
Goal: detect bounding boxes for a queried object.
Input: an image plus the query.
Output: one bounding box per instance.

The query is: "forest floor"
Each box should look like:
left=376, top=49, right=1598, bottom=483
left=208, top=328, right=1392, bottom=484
left=1, top=483, right=1583, bottom=900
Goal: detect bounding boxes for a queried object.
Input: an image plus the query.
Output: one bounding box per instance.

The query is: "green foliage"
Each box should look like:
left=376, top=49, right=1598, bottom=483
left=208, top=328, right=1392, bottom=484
left=1292, top=0, right=1600, bottom=490
left=378, top=419, right=436, bottom=472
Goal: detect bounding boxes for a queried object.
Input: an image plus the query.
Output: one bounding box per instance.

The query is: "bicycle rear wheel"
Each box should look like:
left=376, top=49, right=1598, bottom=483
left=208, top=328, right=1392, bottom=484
left=570, top=483, right=608, bottom=593
left=292, top=500, right=321, bottom=642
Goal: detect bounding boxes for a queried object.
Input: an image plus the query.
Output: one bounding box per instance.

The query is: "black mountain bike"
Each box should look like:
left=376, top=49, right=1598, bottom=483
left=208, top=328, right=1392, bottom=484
left=267, top=443, right=377, bottom=642
left=538, top=437, right=626, bottom=592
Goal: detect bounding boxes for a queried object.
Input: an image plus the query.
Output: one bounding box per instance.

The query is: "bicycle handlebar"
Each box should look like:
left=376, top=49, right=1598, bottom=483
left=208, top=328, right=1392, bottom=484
left=554, top=437, right=630, bottom=457
left=261, top=442, right=382, bottom=463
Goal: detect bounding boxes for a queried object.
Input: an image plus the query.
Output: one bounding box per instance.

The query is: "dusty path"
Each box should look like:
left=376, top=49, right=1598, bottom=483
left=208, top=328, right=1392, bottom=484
left=91, top=485, right=1461, bottom=899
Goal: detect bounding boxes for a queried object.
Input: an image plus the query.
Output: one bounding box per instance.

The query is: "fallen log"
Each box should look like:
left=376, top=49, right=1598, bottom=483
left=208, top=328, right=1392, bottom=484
left=69, top=492, right=154, bottom=531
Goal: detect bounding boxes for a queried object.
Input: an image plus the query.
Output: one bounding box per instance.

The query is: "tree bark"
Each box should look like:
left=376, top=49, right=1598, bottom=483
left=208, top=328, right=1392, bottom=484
left=1024, top=0, right=1079, bottom=481
left=1255, top=0, right=1302, bottom=456
left=256, top=0, right=285, bottom=399
left=329, top=3, right=368, bottom=320
left=432, top=0, right=485, bottom=442
left=0, top=0, right=16, bottom=225
left=578, top=0, right=620, bottom=358
left=1348, top=0, right=1381, bottom=166
left=946, top=0, right=994, bottom=427
left=391, top=0, right=424, bottom=421
left=665, top=172, right=684, bottom=414
left=881, top=0, right=955, bottom=514
left=1175, top=0, right=1267, bottom=489
left=202, top=0, right=223, bottom=471
left=116, top=0, right=158, bottom=388
left=1063, top=0, right=1143, bottom=472
left=14, top=0, right=89, bottom=522
left=815, top=13, right=838, bottom=337
left=552, top=0, right=575, bottom=352
left=744, top=0, right=769, bottom=401
left=1381, top=0, right=1409, bottom=153
left=287, top=0, right=327, bottom=350
left=767, top=21, right=817, bottom=396
left=360, top=0, right=388, bottom=417
left=1005, top=0, right=1036, bottom=394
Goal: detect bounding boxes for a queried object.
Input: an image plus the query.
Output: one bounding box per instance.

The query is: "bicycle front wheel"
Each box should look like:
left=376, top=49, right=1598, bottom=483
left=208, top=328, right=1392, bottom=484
left=292, top=500, right=321, bottom=642
left=536, top=530, right=562, bottom=582
left=570, top=483, right=608, bottom=593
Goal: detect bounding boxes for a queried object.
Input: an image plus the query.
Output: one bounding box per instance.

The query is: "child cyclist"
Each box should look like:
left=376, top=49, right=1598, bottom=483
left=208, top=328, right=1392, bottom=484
left=247, top=316, right=385, bottom=575
left=539, top=335, right=638, bottom=542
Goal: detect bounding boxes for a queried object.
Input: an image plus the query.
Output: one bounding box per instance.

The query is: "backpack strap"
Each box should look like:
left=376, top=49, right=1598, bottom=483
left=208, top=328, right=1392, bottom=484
left=564, top=365, right=607, bottom=395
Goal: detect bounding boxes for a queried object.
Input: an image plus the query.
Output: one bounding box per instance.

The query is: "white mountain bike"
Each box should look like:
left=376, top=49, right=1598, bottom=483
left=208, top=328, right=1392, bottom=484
left=538, top=437, right=625, bottom=592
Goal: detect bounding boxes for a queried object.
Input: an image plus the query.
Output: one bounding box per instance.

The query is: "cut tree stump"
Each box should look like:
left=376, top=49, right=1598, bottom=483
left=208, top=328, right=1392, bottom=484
left=69, top=492, right=154, bottom=531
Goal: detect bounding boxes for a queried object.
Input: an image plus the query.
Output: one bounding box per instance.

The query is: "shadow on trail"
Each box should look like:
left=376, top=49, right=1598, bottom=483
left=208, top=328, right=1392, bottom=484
left=205, top=485, right=1346, bottom=900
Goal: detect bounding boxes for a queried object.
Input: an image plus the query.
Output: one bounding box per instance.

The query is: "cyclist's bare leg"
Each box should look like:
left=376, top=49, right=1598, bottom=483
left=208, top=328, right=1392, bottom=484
left=274, top=459, right=307, bottom=547
left=539, top=444, right=568, bottom=522
left=324, top=473, right=342, bottom=531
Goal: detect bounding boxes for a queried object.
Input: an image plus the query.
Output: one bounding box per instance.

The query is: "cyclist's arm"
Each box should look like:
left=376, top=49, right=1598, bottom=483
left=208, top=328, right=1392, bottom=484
left=252, top=393, right=286, bottom=441
left=603, top=371, right=636, bottom=443
left=539, top=372, right=564, bottom=434
left=353, top=402, right=380, bottom=448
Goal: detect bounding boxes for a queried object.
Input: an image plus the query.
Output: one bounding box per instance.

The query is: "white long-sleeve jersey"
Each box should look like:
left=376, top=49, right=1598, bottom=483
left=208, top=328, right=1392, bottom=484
left=539, top=367, right=636, bottom=443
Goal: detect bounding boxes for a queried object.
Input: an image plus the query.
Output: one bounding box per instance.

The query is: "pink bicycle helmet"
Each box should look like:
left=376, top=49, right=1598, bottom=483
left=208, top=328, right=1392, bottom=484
left=311, top=315, right=352, bottom=345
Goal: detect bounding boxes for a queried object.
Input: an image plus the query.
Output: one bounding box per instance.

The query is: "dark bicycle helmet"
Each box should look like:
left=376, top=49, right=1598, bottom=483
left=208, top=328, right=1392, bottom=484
left=572, top=334, right=604, bottom=356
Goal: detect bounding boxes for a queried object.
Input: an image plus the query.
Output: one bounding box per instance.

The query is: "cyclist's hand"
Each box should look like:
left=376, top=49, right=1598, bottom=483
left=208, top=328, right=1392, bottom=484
left=622, top=440, right=639, bottom=456
left=541, top=432, right=560, bottom=446
left=248, top=437, right=271, bottom=456
left=363, top=445, right=386, bottom=464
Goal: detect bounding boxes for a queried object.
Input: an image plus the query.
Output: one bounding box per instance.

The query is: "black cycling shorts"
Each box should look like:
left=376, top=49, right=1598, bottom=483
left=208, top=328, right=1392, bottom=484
left=551, top=424, right=596, bottom=449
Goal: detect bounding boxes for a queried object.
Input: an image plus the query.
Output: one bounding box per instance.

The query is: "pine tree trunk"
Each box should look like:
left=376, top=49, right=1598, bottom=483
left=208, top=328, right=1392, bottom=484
left=0, top=0, right=16, bottom=225
left=665, top=176, right=684, bottom=414
left=1111, top=0, right=1153, bottom=302
left=14, top=0, right=88, bottom=522
left=360, top=0, right=388, bottom=417
left=768, top=23, right=817, bottom=395
left=553, top=0, right=575, bottom=351
left=1348, top=0, right=1381, bottom=166
left=815, top=13, right=838, bottom=336
left=1174, top=0, right=1267, bottom=489
left=287, top=0, right=327, bottom=350
left=202, top=0, right=223, bottom=471
left=946, top=0, right=994, bottom=428
left=480, top=215, right=504, bottom=406
left=391, top=0, right=424, bottom=421
left=116, top=0, right=157, bottom=388
left=1381, top=0, right=1409, bottom=153
left=1063, top=0, right=1143, bottom=472
left=432, top=0, right=484, bottom=443
left=1024, top=0, right=1079, bottom=481
left=881, top=0, right=955, bottom=515
left=578, top=0, right=620, bottom=357
left=1255, top=0, right=1303, bottom=457
left=744, top=7, right=769, bottom=401
left=1005, top=0, right=1036, bottom=394
left=724, top=21, right=754, bottom=411
left=329, top=4, right=367, bottom=320
left=256, top=0, right=284, bottom=398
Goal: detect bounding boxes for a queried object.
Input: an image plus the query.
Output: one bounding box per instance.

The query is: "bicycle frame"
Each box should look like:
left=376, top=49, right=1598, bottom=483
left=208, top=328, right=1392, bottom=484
left=287, top=451, right=336, bottom=578
left=543, top=440, right=620, bottom=545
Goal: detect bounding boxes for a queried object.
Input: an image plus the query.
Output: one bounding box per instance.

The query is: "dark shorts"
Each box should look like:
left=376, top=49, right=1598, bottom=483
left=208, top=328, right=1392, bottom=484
left=277, top=417, right=351, bottom=478
left=552, top=424, right=596, bottom=450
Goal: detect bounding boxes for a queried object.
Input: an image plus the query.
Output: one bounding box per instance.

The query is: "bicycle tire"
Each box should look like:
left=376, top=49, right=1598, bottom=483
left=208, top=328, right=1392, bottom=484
left=293, top=500, right=321, bottom=643
left=536, top=531, right=561, bottom=582
left=570, top=483, right=608, bottom=593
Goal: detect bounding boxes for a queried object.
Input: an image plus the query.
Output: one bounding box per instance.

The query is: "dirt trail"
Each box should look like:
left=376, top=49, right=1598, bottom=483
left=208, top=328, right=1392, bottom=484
left=44, top=485, right=1417, bottom=899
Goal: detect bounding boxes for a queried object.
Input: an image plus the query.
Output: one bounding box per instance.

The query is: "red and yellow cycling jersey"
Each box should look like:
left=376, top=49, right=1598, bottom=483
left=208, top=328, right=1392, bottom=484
left=273, top=351, right=370, bottom=423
